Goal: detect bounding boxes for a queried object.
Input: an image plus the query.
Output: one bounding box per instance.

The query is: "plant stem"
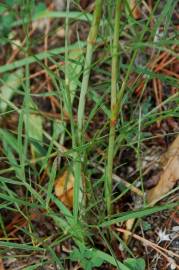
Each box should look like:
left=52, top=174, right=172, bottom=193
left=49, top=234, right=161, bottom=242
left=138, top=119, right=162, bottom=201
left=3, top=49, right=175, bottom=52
left=105, top=0, right=122, bottom=215
left=73, top=0, right=103, bottom=220
left=64, top=0, right=76, bottom=150
left=77, top=0, right=103, bottom=143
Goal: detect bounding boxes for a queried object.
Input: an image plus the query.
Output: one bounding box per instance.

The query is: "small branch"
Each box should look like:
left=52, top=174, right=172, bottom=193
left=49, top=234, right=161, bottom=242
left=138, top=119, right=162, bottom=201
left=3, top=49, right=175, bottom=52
left=93, top=163, right=143, bottom=196
left=117, top=228, right=179, bottom=267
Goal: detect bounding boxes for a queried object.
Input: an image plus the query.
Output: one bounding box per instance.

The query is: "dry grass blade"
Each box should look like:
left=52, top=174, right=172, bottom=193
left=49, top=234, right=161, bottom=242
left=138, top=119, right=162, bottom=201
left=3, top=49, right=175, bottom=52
left=147, top=135, right=179, bottom=204
left=93, top=163, right=143, bottom=196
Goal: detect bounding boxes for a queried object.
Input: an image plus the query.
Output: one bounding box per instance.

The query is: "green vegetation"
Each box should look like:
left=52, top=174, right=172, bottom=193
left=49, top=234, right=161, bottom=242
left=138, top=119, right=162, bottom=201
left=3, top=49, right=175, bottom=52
left=0, top=0, right=178, bottom=269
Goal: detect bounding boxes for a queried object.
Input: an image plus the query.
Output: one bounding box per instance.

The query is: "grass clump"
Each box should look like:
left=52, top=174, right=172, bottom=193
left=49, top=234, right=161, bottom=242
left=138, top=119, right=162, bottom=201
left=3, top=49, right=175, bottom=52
left=0, top=0, right=178, bottom=269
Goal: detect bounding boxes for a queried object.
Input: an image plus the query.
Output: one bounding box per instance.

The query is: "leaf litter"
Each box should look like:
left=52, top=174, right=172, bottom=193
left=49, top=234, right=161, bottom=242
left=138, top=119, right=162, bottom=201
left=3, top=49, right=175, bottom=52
left=54, top=169, right=74, bottom=208
left=147, top=135, right=179, bottom=204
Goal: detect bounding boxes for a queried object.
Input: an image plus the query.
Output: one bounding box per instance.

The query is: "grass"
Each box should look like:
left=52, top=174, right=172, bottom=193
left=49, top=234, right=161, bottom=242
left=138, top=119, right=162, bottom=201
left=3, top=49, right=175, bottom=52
left=105, top=0, right=122, bottom=215
left=0, top=0, right=179, bottom=269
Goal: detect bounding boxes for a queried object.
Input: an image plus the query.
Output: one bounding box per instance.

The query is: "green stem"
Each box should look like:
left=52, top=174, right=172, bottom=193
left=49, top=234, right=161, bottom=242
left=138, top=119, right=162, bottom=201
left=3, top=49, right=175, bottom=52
left=105, top=0, right=122, bottom=215
left=73, top=0, right=103, bottom=220
left=64, top=0, right=76, bottom=150
left=77, top=0, right=103, bottom=143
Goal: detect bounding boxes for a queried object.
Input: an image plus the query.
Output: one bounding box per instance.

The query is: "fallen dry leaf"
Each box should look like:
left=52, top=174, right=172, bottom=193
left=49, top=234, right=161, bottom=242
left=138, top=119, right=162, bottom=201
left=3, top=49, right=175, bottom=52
left=160, top=135, right=179, bottom=166
left=0, top=258, right=5, bottom=270
left=54, top=170, right=74, bottom=208
left=123, top=218, right=135, bottom=243
left=147, top=135, right=179, bottom=204
left=128, top=0, right=142, bottom=20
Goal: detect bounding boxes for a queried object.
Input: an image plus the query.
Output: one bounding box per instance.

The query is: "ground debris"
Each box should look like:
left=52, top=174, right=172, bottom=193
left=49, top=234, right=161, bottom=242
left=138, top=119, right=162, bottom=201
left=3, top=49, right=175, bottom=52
left=147, top=135, right=179, bottom=204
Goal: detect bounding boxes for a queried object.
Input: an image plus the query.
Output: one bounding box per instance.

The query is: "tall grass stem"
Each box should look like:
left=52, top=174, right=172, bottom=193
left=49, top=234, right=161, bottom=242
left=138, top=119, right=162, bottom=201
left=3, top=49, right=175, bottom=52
left=73, top=0, right=103, bottom=220
left=105, top=0, right=122, bottom=215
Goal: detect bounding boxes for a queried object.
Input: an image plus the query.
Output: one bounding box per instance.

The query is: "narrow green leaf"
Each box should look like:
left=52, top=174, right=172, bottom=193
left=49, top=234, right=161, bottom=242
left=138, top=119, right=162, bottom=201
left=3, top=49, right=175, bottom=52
left=0, top=241, right=45, bottom=251
left=0, top=41, right=86, bottom=74
left=67, top=46, right=84, bottom=102
left=27, top=100, right=43, bottom=156
left=100, top=203, right=178, bottom=227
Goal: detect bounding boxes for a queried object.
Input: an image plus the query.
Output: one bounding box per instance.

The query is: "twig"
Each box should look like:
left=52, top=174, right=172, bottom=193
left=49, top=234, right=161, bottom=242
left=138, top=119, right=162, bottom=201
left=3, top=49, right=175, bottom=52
left=117, top=228, right=179, bottom=269
left=93, top=163, right=143, bottom=196
left=7, top=29, right=35, bottom=64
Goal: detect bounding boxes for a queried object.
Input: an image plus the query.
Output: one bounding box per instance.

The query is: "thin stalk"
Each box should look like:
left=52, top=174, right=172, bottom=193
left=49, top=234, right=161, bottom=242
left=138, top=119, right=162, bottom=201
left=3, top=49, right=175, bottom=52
left=64, top=0, right=76, bottom=150
left=73, top=0, right=103, bottom=220
left=77, top=0, right=103, bottom=143
left=64, top=1, right=80, bottom=223
left=105, top=0, right=122, bottom=215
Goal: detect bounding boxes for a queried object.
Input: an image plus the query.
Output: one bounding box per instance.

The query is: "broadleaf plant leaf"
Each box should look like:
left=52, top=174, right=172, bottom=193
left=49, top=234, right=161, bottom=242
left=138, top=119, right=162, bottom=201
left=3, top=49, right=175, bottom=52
left=124, top=258, right=145, bottom=270
left=0, top=69, right=23, bottom=112
left=25, top=99, right=43, bottom=156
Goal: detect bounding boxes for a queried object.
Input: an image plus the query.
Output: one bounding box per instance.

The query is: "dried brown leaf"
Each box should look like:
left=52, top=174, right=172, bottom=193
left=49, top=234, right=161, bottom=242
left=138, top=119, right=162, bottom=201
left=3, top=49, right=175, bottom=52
left=128, top=0, right=142, bottom=20
left=54, top=170, right=74, bottom=208
left=160, top=135, right=179, bottom=166
left=0, top=258, right=5, bottom=270
left=123, top=218, right=135, bottom=243
left=147, top=135, right=179, bottom=204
